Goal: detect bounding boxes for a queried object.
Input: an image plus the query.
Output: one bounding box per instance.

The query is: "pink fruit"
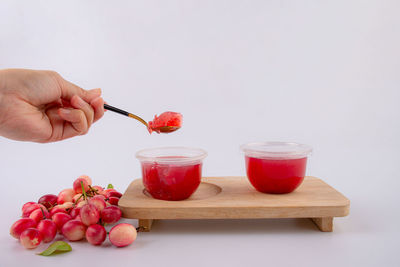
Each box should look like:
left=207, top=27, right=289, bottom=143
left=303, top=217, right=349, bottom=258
left=88, top=197, right=106, bottom=212
left=21, top=202, right=36, bottom=212
left=101, top=206, right=122, bottom=224
left=61, top=220, right=86, bottom=241
left=108, top=197, right=120, bottom=206
left=109, top=223, right=137, bottom=247
left=80, top=204, right=100, bottom=226
left=37, top=219, right=57, bottom=243
left=86, top=224, right=106, bottom=246
left=50, top=206, right=68, bottom=217
left=92, top=195, right=106, bottom=201
left=101, top=188, right=116, bottom=197
left=20, top=228, right=42, bottom=249
left=10, top=218, right=37, bottom=239
left=77, top=200, right=87, bottom=208
left=72, top=193, right=83, bottom=203
left=38, top=194, right=58, bottom=209
left=58, top=201, right=74, bottom=210
left=29, top=208, right=50, bottom=223
left=22, top=203, right=47, bottom=218
left=74, top=215, right=82, bottom=222
left=69, top=207, right=81, bottom=218
left=79, top=175, right=92, bottom=185
left=107, top=191, right=122, bottom=199
left=57, top=188, right=75, bottom=204
left=73, top=178, right=90, bottom=194
left=52, top=212, right=72, bottom=231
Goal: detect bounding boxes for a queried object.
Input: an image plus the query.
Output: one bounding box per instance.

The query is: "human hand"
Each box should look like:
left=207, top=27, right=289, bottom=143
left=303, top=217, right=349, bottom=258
left=0, top=69, right=104, bottom=143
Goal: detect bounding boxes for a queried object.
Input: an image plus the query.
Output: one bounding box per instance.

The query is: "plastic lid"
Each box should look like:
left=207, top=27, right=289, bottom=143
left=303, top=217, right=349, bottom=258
left=240, top=142, right=312, bottom=159
left=135, top=146, right=207, bottom=165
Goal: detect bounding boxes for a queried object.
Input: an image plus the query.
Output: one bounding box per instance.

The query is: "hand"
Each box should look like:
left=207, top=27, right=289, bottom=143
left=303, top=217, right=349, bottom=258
left=0, top=69, right=105, bottom=143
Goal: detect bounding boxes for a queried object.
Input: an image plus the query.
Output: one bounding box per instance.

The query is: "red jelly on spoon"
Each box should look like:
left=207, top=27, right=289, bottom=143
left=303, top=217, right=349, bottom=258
left=104, top=104, right=182, bottom=134
left=147, top=112, right=182, bottom=134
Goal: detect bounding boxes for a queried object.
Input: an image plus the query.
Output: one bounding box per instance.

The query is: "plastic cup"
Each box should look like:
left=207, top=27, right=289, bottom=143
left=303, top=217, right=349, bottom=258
left=240, top=142, right=312, bottom=194
left=135, top=147, right=207, bottom=201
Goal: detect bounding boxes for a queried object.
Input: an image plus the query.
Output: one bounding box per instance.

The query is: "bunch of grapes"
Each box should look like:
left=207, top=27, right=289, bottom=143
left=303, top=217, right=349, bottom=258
left=10, top=175, right=137, bottom=249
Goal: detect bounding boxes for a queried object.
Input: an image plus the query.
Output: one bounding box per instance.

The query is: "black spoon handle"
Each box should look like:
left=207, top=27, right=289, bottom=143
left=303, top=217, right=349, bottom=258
left=103, top=104, right=148, bottom=127
left=104, top=103, right=129, bottom=117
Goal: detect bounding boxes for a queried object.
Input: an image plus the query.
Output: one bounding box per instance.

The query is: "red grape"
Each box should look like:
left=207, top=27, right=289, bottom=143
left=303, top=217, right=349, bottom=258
left=57, top=188, right=75, bottom=204
left=61, top=220, right=86, bottom=241
left=52, top=212, right=72, bottom=231
left=100, top=206, right=122, bottom=224
left=37, top=219, right=57, bottom=243
left=86, top=224, right=106, bottom=246
left=72, top=193, right=83, bottom=203
left=109, top=223, right=137, bottom=247
left=76, top=200, right=88, bottom=208
left=107, top=191, right=122, bottom=199
left=80, top=204, right=100, bottom=226
left=69, top=207, right=81, bottom=218
left=21, top=202, right=36, bottom=212
left=73, top=178, right=90, bottom=194
left=10, top=218, right=37, bottom=239
left=38, top=194, right=58, bottom=209
left=20, top=228, right=42, bottom=249
left=29, top=208, right=50, bottom=223
left=50, top=206, right=68, bottom=217
left=79, top=175, right=92, bottom=185
left=22, top=203, right=47, bottom=218
left=101, top=188, right=116, bottom=197
left=88, top=197, right=106, bottom=212
left=108, top=197, right=119, bottom=206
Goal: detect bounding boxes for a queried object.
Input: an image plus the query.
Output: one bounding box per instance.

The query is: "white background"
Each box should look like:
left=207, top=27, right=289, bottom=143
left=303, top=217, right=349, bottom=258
left=1, top=1, right=399, bottom=266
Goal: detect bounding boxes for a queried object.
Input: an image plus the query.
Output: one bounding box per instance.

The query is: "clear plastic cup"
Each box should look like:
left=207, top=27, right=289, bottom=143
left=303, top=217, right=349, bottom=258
left=135, top=147, right=207, bottom=201
left=240, top=142, right=313, bottom=194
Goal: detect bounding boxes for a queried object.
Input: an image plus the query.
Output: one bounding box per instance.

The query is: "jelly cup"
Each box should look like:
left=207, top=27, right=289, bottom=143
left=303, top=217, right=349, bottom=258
left=135, top=147, right=207, bottom=201
left=240, top=142, right=312, bottom=194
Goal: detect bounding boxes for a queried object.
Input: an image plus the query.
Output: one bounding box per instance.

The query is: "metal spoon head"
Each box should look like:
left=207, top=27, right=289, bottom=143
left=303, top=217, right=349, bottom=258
left=155, top=126, right=181, bottom=133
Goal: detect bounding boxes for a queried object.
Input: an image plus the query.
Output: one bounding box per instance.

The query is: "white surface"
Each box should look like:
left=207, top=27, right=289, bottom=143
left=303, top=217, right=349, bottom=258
left=1, top=1, right=399, bottom=266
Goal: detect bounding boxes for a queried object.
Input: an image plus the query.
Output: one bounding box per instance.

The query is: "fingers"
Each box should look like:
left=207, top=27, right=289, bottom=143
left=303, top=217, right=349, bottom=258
left=90, top=96, right=105, bottom=122
left=58, top=108, right=88, bottom=137
left=70, top=95, right=95, bottom=129
left=56, top=95, right=104, bottom=140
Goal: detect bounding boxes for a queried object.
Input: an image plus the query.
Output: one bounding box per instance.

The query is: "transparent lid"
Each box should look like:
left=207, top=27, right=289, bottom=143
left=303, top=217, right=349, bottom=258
left=240, top=142, right=312, bottom=159
left=135, top=146, right=207, bottom=164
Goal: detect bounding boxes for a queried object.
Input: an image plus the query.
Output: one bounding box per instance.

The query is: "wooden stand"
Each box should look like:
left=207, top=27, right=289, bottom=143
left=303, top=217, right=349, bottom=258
left=119, top=177, right=349, bottom=232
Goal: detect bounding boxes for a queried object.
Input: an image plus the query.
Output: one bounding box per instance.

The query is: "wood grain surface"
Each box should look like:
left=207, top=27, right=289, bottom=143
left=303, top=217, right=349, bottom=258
left=119, top=176, right=350, bottom=221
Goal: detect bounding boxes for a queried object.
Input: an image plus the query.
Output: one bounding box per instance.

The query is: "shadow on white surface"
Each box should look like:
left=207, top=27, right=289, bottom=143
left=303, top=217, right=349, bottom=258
left=147, top=218, right=325, bottom=235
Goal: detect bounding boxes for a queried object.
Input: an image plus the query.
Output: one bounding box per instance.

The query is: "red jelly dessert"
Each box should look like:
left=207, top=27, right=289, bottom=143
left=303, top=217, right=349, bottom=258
left=148, top=112, right=183, bottom=134
left=136, top=147, right=207, bottom=201
left=241, top=142, right=312, bottom=194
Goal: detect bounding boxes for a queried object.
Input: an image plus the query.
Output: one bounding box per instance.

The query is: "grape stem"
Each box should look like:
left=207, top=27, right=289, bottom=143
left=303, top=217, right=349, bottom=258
left=40, top=207, right=47, bottom=219
left=80, top=181, right=87, bottom=200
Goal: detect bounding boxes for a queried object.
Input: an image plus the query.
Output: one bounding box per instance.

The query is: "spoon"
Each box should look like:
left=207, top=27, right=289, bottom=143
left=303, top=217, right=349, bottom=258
left=103, top=104, right=180, bottom=133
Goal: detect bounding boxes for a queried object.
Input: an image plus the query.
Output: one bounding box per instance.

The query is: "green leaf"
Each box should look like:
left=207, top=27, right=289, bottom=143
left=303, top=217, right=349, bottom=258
left=38, top=241, right=72, bottom=256
left=107, top=184, right=114, bottom=189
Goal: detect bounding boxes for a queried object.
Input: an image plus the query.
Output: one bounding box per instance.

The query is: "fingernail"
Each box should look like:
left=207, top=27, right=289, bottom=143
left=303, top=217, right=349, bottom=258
left=75, top=96, right=86, bottom=108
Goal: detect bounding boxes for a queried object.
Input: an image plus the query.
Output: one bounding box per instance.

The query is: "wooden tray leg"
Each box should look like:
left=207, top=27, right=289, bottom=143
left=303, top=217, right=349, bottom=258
left=310, top=217, right=333, bottom=232
left=138, top=219, right=154, bottom=232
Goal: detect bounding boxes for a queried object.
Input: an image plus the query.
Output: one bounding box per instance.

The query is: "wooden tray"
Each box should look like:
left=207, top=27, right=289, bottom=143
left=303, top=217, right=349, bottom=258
left=119, top=176, right=350, bottom=232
